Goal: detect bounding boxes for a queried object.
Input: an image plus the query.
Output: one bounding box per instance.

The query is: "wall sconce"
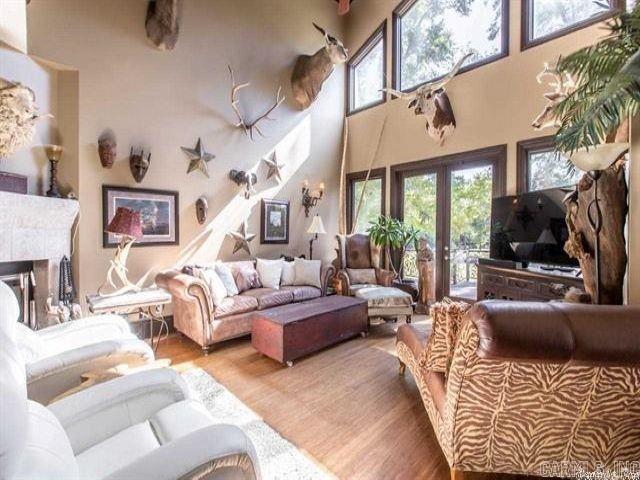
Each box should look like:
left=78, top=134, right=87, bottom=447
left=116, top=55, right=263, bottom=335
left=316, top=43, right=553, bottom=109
left=301, top=180, right=324, bottom=217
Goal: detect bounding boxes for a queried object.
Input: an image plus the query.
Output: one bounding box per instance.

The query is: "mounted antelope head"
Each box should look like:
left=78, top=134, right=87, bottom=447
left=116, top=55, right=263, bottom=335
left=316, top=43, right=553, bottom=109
left=291, top=23, right=348, bottom=110
left=532, top=62, right=575, bottom=130
left=383, top=53, right=473, bottom=145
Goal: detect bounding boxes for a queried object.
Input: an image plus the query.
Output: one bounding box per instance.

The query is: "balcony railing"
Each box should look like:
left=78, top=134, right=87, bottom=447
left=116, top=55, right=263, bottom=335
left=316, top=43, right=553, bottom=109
left=403, top=247, right=490, bottom=286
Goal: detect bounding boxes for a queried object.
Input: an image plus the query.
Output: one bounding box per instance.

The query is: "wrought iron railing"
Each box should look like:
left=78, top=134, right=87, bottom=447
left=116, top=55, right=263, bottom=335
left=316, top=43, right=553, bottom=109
left=403, top=248, right=490, bottom=286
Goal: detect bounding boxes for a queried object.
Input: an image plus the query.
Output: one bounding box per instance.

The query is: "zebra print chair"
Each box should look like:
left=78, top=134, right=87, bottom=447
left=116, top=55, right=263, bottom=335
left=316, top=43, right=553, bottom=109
left=397, top=300, right=640, bottom=480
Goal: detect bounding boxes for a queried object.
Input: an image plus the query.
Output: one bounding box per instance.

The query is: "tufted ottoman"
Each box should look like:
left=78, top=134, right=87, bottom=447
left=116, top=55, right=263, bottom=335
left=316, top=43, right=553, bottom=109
left=354, top=286, right=413, bottom=324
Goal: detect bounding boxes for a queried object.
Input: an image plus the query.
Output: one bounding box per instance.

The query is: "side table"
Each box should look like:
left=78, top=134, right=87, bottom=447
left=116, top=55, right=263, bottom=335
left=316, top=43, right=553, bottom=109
left=86, top=287, right=171, bottom=353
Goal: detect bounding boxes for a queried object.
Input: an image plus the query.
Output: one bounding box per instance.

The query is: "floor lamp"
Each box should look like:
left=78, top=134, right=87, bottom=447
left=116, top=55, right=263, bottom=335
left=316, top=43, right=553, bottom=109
left=569, top=142, right=629, bottom=304
left=307, top=215, right=326, bottom=260
left=98, top=207, right=143, bottom=297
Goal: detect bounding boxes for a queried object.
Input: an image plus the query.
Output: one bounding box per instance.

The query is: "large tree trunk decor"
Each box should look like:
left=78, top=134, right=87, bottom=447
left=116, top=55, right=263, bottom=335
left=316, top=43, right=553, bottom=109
left=563, top=156, right=628, bottom=304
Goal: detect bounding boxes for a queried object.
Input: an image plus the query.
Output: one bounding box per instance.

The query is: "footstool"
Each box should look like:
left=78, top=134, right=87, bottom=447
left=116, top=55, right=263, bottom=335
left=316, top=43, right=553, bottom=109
left=354, top=286, right=413, bottom=324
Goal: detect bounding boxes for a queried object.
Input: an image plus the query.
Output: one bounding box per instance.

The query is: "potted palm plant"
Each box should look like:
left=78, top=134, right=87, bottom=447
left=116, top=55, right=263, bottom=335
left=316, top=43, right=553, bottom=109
left=367, top=215, right=420, bottom=280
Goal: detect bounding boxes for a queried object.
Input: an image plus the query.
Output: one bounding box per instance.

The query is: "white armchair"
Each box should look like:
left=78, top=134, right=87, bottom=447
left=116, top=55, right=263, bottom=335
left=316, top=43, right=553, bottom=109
left=0, top=284, right=261, bottom=480
left=0, top=282, right=154, bottom=404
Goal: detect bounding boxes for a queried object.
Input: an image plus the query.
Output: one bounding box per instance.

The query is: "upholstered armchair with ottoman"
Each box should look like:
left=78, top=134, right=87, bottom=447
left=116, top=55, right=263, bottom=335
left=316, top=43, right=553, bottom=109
left=335, top=234, right=413, bottom=323
left=397, top=300, right=640, bottom=479
left=156, top=258, right=335, bottom=353
left=1, top=282, right=154, bottom=405
left=0, top=301, right=260, bottom=480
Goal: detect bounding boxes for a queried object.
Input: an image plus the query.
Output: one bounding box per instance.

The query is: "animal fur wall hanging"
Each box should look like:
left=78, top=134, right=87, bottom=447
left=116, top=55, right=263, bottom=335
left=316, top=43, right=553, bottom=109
left=383, top=53, right=473, bottom=145
left=145, top=0, right=183, bottom=51
left=0, top=78, right=50, bottom=158
left=291, top=23, right=348, bottom=110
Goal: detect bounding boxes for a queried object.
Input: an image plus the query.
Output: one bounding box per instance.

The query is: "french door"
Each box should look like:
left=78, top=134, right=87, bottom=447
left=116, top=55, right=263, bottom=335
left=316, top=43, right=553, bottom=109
left=392, top=146, right=506, bottom=301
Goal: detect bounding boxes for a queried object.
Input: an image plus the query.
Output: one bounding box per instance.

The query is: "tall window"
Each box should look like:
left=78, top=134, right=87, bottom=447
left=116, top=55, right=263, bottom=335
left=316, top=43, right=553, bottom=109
left=393, top=0, right=508, bottom=92
left=347, top=21, right=387, bottom=115
left=517, top=137, right=581, bottom=193
left=347, top=169, right=386, bottom=234
left=522, top=0, right=622, bottom=49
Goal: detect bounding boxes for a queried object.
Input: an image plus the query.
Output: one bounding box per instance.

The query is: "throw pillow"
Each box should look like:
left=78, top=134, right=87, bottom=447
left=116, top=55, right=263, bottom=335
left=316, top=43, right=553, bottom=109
left=231, top=263, right=262, bottom=293
left=196, top=267, right=228, bottom=307
left=281, top=261, right=296, bottom=286
left=215, top=262, right=239, bottom=296
left=256, top=258, right=284, bottom=290
left=293, top=258, right=322, bottom=289
left=346, top=268, right=377, bottom=285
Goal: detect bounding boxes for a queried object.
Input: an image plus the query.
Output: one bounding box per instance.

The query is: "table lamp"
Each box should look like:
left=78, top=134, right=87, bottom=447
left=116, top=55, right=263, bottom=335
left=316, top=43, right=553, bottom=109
left=44, top=144, right=63, bottom=198
left=307, top=214, right=326, bottom=260
left=98, top=207, right=143, bottom=296
left=569, top=142, right=629, bottom=304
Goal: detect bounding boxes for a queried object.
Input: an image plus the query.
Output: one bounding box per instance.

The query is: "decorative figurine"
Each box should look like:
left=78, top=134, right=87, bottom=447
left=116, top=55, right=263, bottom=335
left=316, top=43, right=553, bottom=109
left=181, top=137, right=215, bottom=177
left=195, top=196, right=208, bottom=225
left=229, top=169, right=258, bottom=199
left=98, top=130, right=117, bottom=168
left=228, top=222, right=255, bottom=255
left=263, top=152, right=284, bottom=183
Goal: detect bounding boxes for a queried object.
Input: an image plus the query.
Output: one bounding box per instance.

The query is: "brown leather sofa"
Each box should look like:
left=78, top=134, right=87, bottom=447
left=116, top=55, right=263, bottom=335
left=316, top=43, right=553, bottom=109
left=334, top=233, right=395, bottom=295
left=156, top=261, right=334, bottom=353
left=397, top=300, right=640, bottom=479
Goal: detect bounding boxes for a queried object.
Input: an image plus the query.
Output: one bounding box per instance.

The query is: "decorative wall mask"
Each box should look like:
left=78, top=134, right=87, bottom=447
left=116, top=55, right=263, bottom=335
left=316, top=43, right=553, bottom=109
left=145, top=0, right=183, bottom=51
left=98, top=130, right=117, bottom=168
left=181, top=138, right=215, bottom=178
left=229, top=169, right=258, bottom=200
left=129, top=147, right=151, bottom=183
left=0, top=78, right=51, bottom=158
left=195, top=196, right=208, bottom=225
left=229, top=66, right=285, bottom=141
left=383, top=53, right=473, bottom=146
left=532, top=62, right=575, bottom=130
left=263, top=152, right=284, bottom=183
left=291, top=23, right=348, bottom=110
left=228, top=222, right=256, bottom=255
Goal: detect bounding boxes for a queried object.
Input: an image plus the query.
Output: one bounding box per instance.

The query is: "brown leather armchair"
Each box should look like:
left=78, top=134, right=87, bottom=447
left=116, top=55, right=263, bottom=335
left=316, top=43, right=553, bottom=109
left=334, top=234, right=395, bottom=296
left=397, top=300, right=640, bottom=479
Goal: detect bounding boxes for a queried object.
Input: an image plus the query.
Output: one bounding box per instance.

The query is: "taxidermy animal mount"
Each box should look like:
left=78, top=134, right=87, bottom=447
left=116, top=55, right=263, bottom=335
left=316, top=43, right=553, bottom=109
left=291, top=23, right=348, bottom=110
left=0, top=78, right=51, bottom=158
left=383, top=53, right=473, bottom=145
left=532, top=62, right=575, bottom=130
left=98, top=130, right=116, bottom=168
left=229, top=169, right=258, bottom=199
left=145, top=0, right=183, bottom=51
left=228, top=66, right=285, bottom=141
left=129, top=147, right=151, bottom=183
left=195, top=196, right=208, bottom=225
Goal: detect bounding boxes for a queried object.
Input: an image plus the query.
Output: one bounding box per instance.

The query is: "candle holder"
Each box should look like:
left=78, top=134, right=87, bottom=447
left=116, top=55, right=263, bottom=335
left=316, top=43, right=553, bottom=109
left=44, top=144, right=63, bottom=198
left=301, top=180, right=324, bottom=217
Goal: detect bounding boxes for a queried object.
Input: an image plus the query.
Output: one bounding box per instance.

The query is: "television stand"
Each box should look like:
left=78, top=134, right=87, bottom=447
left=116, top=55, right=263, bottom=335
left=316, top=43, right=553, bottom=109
left=477, top=262, right=583, bottom=302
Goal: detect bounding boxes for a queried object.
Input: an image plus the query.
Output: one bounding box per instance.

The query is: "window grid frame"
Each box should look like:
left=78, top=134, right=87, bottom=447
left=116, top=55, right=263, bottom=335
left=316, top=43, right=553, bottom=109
left=346, top=168, right=387, bottom=234
left=517, top=135, right=579, bottom=194
left=391, top=0, right=510, bottom=94
left=521, top=0, right=624, bottom=51
left=346, top=20, right=388, bottom=116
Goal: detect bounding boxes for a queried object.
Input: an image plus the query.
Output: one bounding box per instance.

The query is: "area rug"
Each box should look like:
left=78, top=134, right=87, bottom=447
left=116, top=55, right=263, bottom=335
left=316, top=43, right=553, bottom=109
left=182, top=368, right=332, bottom=480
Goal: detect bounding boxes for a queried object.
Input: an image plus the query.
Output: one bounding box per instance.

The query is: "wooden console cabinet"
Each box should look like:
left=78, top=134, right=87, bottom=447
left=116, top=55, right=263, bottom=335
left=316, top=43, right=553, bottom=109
left=477, top=263, right=583, bottom=302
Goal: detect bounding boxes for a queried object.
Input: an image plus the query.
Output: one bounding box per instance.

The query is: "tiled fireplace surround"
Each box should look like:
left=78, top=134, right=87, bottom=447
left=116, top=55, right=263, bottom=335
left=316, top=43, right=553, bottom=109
left=0, top=191, right=79, bottom=327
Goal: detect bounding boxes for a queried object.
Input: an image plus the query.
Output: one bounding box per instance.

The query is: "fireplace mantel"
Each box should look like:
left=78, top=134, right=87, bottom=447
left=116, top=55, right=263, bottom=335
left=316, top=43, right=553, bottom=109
left=0, top=191, right=79, bottom=326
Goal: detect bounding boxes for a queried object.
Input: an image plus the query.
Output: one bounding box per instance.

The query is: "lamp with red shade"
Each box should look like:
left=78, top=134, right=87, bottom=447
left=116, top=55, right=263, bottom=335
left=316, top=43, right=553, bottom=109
left=98, top=207, right=144, bottom=296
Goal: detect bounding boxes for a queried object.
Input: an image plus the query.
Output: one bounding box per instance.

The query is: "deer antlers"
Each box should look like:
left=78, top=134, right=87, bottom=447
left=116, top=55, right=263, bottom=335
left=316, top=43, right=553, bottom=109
left=532, top=62, right=575, bottom=130
left=228, top=65, right=285, bottom=141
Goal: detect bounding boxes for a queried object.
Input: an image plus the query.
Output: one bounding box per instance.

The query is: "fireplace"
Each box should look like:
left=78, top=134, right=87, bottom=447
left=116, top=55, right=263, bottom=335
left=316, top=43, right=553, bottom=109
left=0, top=192, right=79, bottom=328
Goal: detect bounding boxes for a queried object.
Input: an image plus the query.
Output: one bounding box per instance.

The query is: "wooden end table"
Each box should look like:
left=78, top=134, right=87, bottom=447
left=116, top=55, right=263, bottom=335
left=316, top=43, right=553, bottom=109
left=252, top=296, right=368, bottom=367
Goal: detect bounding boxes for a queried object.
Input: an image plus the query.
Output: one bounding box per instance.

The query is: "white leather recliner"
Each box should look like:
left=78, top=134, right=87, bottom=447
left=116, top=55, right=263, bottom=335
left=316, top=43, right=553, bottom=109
left=0, top=283, right=261, bottom=480
left=0, top=281, right=154, bottom=404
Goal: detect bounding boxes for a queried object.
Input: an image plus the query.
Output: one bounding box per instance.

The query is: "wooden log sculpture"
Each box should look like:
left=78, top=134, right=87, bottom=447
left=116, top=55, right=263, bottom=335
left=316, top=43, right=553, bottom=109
left=415, top=236, right=435, bottom=314
left=291, top=23, right=348, bottom=110
left=563, top=156, right=628, bottom=304
left=145, top=0, right=183, bottom=51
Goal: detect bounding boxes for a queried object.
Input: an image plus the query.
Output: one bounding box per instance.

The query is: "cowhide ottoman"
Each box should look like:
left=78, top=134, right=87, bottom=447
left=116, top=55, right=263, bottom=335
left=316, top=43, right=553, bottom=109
left=354, top=286, right=413, bottom=325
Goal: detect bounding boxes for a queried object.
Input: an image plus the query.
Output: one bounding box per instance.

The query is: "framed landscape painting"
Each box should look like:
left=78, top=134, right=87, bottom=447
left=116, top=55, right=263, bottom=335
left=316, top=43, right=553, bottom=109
left=260, top=199, right=289, bottom=244
left=102, top=185, right=179, bottom=247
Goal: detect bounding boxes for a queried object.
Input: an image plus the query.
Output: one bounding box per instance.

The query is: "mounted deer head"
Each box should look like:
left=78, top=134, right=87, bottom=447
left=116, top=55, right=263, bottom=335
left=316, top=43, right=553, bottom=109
left=291, top=23, right=348, bottom=110
left=532, top=62, right=575, bottom=130
left=383, top=53, right=473, bottom=145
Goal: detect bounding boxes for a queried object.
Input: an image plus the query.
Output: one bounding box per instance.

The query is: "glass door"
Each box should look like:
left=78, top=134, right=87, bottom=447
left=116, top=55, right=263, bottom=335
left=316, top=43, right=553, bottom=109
left=444, top=163, right=494, bottom=300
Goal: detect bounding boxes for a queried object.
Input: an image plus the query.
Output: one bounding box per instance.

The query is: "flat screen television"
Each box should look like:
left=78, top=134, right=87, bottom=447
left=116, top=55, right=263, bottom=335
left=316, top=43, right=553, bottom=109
left=490, top=187, right=578, bottom=268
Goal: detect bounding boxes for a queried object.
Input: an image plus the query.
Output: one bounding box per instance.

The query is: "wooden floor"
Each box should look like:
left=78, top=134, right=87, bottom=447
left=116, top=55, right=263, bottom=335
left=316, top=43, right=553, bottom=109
left=158, top=318, right=545, bottom=480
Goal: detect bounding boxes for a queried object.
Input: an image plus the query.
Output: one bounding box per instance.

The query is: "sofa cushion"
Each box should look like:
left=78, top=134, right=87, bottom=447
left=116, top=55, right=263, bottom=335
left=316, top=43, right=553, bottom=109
left=214, top=295, right=258, bottom=319
left=397, top=323, right=431, bottom=359
left=149, top=400, right=212, bottom=444
left=346, top=234, right=372, bottom=269
left=256, top=258, right=284, bottom=290
left=354, top=286, right=413, bottom=307
left=215, top=262, right=239, bottom=296
left=230, top=262, right=262, bottom=293
left=346, top=268, right=377, bottom=285
left=280, top=285, right=322, bottom=302
left=195, top=267, right=227, bottom=307
left=349, top=283, right=379, bottom=295
left=280, top=261, right=296, bottom=286
left=240, top=288, right=293, bottom=310
left=293, top=258, right=321, bottom=289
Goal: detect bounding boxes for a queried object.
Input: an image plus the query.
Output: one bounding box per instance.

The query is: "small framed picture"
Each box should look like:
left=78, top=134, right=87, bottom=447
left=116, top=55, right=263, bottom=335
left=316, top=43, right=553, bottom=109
left=102, top=185, right=179, bottom=247
left=260, top=199, right=289, bottom=244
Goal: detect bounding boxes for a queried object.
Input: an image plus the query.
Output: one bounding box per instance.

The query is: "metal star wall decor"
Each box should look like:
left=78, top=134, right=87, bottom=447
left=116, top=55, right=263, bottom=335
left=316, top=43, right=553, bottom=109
left=181, top=138, right=215, bottom=178
left=263, top=152, right=284, bottom=183
left=228, top=222, right=256, bottom=255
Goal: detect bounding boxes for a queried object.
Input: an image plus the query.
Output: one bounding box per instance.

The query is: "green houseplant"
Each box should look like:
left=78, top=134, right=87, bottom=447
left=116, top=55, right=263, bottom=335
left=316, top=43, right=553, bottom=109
left=367, top=215, right=420, bottom=279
